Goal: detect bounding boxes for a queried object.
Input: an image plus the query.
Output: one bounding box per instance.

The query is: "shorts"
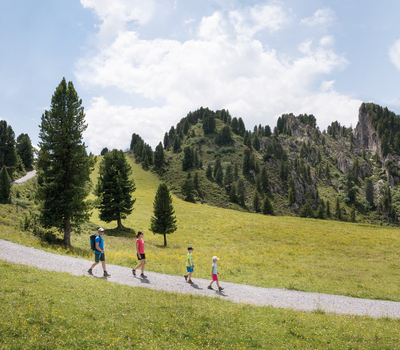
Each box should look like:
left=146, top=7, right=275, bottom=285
left=137, top=253, right=146, bottom=260
left=212, top=274, right=218, bottom=281
left=186, top=266, right=194, bottom=273
left=95, top=252, right=105, bottom=262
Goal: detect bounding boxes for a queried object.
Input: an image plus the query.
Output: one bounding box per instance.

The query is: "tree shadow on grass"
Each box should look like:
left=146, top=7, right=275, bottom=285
left=105, top=227, right=136, bottom=238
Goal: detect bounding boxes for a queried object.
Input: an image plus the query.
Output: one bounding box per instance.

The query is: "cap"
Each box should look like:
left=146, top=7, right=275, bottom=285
left=188, top=246, right=194, bottom=250
left=212, top=256, right=219, bottom=261
left=98, top=227, right=104, bottom=232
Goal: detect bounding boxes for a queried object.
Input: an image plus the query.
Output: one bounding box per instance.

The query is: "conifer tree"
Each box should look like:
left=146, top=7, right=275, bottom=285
left=150, top=183, right=177, bottom=247
left=224, top=164, right=234, bottom=190
left=253, top=134, right=260, bottom=151
left=252, top=190, right=260, bottom=212
left=351, top=205, right=356, bottom=222
left=100, top=147, right=109, bottom=156
left=173, top=137, right=180, bottom=153
left=16, top=133, right=34, bottom=170
left=181, top=173, right=196, bottom=203
left=0, top=166, right=11, bottom=204
left=237, top=178, right=246, bottom=206
left=163, top=132, right=169, bottom=149
left=213, top=156, right=222, bottom=177
left=326, top=200, right=331, bottom=217
left=242, top=147, right=251, bottom=175
left=95, top=149, right=136, bottom=229
left=206, top=163, right=213, bottom=178
left=262, top=196, right=274, bottom=215
left=229, top=183, right=237, bottom=203
left=335, top=197, right=342, bottom=220
left=37, top=78, right=95, bottom=246
left=182, top=146, right=193, bottom=171
left=316, top=204, right=325, bottom=219
left=0, top=120, right=18, bottom=176
left=234, top=160, right=239, bottom=180
left=260, top=166, right=269, bottom=192
left=215, top=168, right=223, bottom=185
left=193, top=172, right=199, bottom=192
left=154, top=142, right=165, bottom=170
left=365, top=178, right=374, bottom=207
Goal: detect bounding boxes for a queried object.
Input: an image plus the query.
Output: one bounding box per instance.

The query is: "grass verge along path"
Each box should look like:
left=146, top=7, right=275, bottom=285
left=1, top=239, right=400, bottom=320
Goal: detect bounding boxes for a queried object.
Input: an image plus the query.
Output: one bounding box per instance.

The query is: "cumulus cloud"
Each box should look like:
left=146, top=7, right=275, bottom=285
left=300, top=8, right=335, bottom=27
left=76, top=3, right=360, bottom=153
left=389, top=38, right=400, bottom=72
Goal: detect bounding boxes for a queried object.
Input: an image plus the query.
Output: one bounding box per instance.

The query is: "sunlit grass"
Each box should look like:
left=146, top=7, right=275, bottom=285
left=2, top=155, right=400, bottom=301
left=1, top=261, right=400, bottom=349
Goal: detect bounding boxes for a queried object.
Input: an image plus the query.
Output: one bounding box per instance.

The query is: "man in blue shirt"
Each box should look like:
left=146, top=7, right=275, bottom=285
left=88, top=228, right=111, bottom=277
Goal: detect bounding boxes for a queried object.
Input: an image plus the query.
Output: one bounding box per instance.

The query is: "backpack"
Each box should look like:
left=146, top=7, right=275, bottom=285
left=90, top=234, right=102, bottom=251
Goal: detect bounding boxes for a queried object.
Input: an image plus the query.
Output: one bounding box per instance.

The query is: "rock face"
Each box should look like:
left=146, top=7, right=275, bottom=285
left=354, top=105, right=381, bottom=156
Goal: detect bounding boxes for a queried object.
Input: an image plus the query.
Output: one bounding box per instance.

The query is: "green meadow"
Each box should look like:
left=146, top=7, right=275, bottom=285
left=1, top=261, right=400, bottom=349
left=1, top=153, right=400, bottom=302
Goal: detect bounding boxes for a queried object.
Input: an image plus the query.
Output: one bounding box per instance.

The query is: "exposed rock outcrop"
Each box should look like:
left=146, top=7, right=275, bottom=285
left=354, top=105, right=381, bottom=156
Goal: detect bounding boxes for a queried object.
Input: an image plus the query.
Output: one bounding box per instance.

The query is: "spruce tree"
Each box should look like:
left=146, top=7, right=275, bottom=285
left=215, top=168, right=223, bottom=185
left=182, top=146, right=193, bottom=171
left=181, top=173, right=196, bottom=203
left=260, top=166, right=269, bottom=192
left=0, top=120, right=18, bottom=176
left=213, top=156, right=222, bottom=177
left=16, top=133, right=34, bottom=170
left=224, top=164, right=234, bottom=190
left=365, top=178, right=374, bottom=207
left=154, top=142, right=165, bottom=169
left=95, top=149, right=136, bottom=229
left=37, top=78, right=95, bottom=246
left=237, top=178, right=246, bottom=206
left=335, top=197, right=342, bottom=220
left=351, top=205, right=356, bottom=223
left=252, top=190, right=260, bottom=212
left=206, top=163, right=213, bottom=178
left=150, top=183, right=177, bottom=247
left=0, top=166, right=11, bottom=204
left=262, top=196, right=274, bottom=215
left=234, top=160, right=239, bottom=179
left=229, top=183, right=237, bottom=203
left=326, top=200, right=331, bottom=217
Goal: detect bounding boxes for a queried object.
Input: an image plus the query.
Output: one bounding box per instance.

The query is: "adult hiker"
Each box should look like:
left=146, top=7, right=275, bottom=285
left=88, top=227, right=111, bottom=277
left=133, top=231, right=147, bottom=278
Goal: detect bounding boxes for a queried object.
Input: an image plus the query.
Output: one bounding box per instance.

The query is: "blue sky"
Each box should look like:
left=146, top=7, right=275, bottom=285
left=1, top=0, right=400, bottom=154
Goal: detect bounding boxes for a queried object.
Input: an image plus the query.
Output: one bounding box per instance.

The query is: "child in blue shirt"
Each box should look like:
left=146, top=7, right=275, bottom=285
left=208, top=256, right=223, bottom=291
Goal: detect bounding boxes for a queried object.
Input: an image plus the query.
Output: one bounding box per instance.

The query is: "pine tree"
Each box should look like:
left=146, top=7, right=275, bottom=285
left=100, top=147, right=109, bottom=156
left=215, top=168, right=223, bottom=185
left=213, top=156, right=222, bottom=177
left=224, top=164, right=234, bottom=191
left=351, top=205, right=356, bottom=223
left=234, top=160, right=239, bottom=180
left=154, top=142, right=165, bottom=170
left=16, top=133, right=34, bottom=170
left=0, top=120, right=18, bottom=176
left=95, top=149, right=136, bottom=229
left=262, top=196, right=274, bottom=215
left=242, top=147, right=251, bottom=175
left=365, top=178, right=374, bottom=207
left=173, top=137, right=180, bottom=153
left=237, top=178, right=246, bottom=206
left=0, top=166, right=11, bottom=204
left=316, top=204, right=325, bottom=219
left=193, top=172, right=199, bottom=192
left=163, top=132, right=169, bottom=149
left=252, top=190, right=260, bottom=212
left=229, top=183, right=237, bottom=203
left=36, top=78, right=95, bottom=246
left=150, top=183, right=177, bottom=247
left=182, top=146, right=193, bottom=171
left=206, top=163, right=213, bottom=178
left=260, top=166, right=269, bottom=192
left=181, top=173, right=196, bottom=203
left=326, top=200, right=331, bottom=217
left=335, top=197, right=342, bottom=220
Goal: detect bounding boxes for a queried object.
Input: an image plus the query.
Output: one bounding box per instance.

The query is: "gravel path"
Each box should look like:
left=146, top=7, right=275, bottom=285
left=1, top=238, right=400, bottom=319
left=11, top=170, right=37, bottom=185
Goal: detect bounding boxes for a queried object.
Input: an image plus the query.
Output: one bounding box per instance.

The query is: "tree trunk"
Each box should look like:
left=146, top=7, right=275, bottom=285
left=163, top=233, right=167, bottom=247
left=117, top=217, right=123, bottom=229
left=64, top=218, right=71, bottom=247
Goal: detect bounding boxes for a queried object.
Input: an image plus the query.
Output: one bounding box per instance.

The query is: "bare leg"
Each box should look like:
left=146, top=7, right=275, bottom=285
left=141, top=259, right=146, bottom=274
left=90, top=262, right=99, bottom=270
left=101, top=260, right=106, bottom=271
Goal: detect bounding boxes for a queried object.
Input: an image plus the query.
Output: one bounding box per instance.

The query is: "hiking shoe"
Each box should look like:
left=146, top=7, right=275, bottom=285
left=132, top=269, right=136, bottom=276
left=104, top=271, right=111, bottom=277
left=88, top=269, right=93, bottom=275
left=184, top=274, right=188, bottom=281
left=188, top=279, right=194, bottom=284
left=218, top=287, right=224, bottom=291
left=208, top=285, right=213, bottom=290
left=141, top=273, right=147, bottom=278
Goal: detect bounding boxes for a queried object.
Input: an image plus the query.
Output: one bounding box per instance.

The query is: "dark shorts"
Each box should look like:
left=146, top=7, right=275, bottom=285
left=95, top=252, right=105, bottom=262
left=137, top=253, right=146, bottom=260
left=186, top=266, right=194, bottom=273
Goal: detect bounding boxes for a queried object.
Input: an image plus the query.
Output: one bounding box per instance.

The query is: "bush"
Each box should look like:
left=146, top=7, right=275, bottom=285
left=299, top=203, right=314, bottom=218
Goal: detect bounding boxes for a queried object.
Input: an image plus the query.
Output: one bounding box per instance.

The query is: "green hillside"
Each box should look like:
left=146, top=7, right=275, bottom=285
left=130, top=104, right=400, bottom=226
left=3, top=156, right=400, bottom=302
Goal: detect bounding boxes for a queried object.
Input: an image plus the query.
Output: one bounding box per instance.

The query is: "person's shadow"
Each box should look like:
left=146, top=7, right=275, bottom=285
left=189, top=283, right=203, bottom=290
left=139, top=276, right=150, bottom=284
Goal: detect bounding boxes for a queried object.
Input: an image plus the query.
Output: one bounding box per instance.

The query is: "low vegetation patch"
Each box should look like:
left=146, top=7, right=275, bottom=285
left=1, top=261, right=400, bottom=349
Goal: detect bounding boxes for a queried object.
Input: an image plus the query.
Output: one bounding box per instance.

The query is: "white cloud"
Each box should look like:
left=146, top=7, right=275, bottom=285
left=300, top=8, right=335, bottom=27
left=320, top=35, right=335, bottom=47
left=80, top=0, right=155, bottom=41
left=77, top=4, right=360, bottom=152
left=389, top=38, right=400, bottom=72
left=184, top=18, right=195, bottom=25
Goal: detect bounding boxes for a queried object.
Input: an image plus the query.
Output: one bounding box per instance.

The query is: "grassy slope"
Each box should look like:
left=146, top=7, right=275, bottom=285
left=1, top=155, right=400, bottom=301
left=1, top=261, right=400, bottom=350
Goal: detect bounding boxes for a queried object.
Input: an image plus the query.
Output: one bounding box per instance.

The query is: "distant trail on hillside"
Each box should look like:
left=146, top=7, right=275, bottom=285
left=11, top=170, right=37, bottom=185
left=1, top=238, right=399, bottom=319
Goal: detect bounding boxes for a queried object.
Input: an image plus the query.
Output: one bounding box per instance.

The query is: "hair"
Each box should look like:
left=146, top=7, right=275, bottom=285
left=136, top=231, right=143, bottom=238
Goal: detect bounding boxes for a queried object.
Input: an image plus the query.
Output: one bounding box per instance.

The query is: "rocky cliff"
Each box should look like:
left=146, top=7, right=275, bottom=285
left=354, top=105, right=381, bottom=156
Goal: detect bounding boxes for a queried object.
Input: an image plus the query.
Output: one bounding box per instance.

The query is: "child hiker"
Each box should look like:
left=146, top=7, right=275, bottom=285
left=208, top=256, right=223, bottom=291
left=184, top=246, right=194, bottom=284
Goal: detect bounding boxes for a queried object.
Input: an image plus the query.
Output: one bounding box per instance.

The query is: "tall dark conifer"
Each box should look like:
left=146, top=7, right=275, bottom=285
left=95, top=149, right=136, bottom=229
left=37, top=78, right=95, bottom=246
left=0, top=166, right=11, bottom=204
left=150, top=183, right=177, bottom=247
